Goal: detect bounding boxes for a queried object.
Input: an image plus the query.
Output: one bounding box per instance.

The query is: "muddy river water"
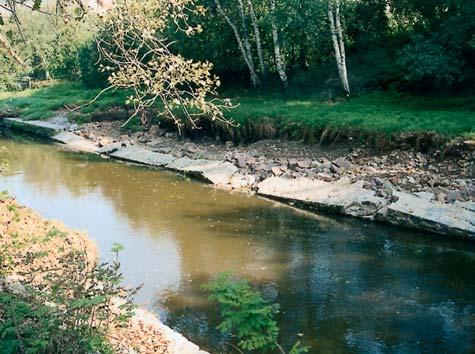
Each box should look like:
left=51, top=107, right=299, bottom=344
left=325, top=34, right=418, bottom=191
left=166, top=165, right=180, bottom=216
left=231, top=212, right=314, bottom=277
left=1, top=136, right=474, bottom=354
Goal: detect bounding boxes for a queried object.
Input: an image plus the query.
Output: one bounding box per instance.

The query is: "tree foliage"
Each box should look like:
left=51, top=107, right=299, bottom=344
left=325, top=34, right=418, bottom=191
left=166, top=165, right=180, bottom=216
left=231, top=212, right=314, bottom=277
left=92, top=0, right=233, bottom=128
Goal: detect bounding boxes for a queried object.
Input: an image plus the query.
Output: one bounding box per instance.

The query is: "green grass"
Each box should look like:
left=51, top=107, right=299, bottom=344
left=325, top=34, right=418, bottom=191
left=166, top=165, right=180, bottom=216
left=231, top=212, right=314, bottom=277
left=228, top=91, right=475, bottom=138
left=0, top=82, right=128, bottom=121
left=0, top=82, right=474, bottom=139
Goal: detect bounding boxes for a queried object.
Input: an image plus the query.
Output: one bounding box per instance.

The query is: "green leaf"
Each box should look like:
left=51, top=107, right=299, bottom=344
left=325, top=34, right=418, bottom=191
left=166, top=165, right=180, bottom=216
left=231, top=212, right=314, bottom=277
left=33, top=0, right=42, bottom=10
left=111, top=242, right=125, bottom=253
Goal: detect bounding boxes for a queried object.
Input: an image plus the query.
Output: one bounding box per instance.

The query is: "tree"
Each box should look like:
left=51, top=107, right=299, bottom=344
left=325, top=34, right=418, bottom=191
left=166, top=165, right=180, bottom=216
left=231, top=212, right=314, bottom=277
left=328, top=0, right=350, bottom=96
left=91, top=0, right=234, bottom=129
left=214, top=0, right=262, bottom=87
left=270, top=0, right=288, bottom=88
left=0, top=0, right=93, bottom=65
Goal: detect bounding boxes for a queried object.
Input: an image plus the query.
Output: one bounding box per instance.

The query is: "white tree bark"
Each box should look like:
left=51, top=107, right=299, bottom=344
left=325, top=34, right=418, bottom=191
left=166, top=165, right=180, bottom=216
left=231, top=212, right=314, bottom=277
left=328, top=0, right=350, bottom=96
left=237, top=0, right=255, bottom=74
left=270, top=0, right=288, bottom=88
left=214, top=0, right=261, bottom=87
left=247, top=0, right=266, bottom=79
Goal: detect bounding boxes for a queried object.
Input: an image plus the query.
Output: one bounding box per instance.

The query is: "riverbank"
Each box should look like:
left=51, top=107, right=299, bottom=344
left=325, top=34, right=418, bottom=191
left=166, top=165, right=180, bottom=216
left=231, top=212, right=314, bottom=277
left=0, top=194, right=208, bottom=354
left=1, top=116, right=474, bottom=240
left=0, top=83, right=474, bottom=143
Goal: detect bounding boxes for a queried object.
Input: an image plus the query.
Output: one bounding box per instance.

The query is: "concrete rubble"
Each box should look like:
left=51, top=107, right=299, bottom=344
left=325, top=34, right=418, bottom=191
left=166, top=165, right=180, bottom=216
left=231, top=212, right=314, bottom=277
left=1, top=117, right=474, bottom=240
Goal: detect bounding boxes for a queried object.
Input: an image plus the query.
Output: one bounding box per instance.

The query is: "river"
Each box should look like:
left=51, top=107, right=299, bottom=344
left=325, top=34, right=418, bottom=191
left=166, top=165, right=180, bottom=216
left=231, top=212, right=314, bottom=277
left=1, top=135, right=474, bottom=354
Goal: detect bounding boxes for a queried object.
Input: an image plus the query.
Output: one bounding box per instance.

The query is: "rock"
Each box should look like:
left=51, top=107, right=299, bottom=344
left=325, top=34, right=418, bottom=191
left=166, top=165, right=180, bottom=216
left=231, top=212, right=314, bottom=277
left=97, top=142, right=123, bottom=154
left=330, top=164, right=341, bottom=174
left=138, top=135, right=151, bottom=144
left=246, top=157, right=258, bottom=166
left=165, top=132, right=175, bottom=138
left=316, top=172, right=333, bottom=182
left=183, top=144, right=199, bottom=154
left=236, top=158, right=247, bottom=168
left=288, top=158, right=298, bottom=170
left=384, top=191, right=475, bottom=239
left=381, top=180, right=394, bottom=196
left=297, top=160, right=312, bottom=169
left=447, top=190, right=463, bottom=203
left=3, top=275, right=27, bottom=296
left=272, top=166, right=284, bottom=176
left=257, top=177, right=387, bottom=219
left=463, top=140, right=475, bottom=150
left=156, top=147, right=171, bottom=154
left=305, top=170, right=317, bottom=179
left=97, top=137, right=113, bottom=148
left=149, top=125, right=160, bottom=136
left=334, top=157, right=353, bottom=171
left=230, top=174, right=256, bottom=190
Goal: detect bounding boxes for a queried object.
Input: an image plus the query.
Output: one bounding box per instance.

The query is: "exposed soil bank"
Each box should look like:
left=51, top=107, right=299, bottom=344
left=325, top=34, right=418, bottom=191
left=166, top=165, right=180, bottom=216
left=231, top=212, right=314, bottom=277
left=1, top=117, right=474, bottom=239
left=0, top=195, right=208, bottom=354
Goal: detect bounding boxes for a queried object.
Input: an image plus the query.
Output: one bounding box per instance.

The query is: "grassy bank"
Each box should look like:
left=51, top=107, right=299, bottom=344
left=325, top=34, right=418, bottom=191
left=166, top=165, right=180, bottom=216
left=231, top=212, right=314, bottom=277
left=0, top=82, right=474, bottom=140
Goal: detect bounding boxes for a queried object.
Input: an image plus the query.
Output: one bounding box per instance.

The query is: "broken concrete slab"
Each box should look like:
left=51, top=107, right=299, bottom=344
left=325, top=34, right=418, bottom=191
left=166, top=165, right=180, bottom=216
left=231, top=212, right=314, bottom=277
left=52, top=131, right=99, bottom=153
left=0, top=118, right=63, bottom=137
left=257, top=176, right=387, bottom=219
left=167, top=157, right=238, bottom=186
left=110, top=146, right=175, bottom=167
left=384, top=191, right=475, bottom=239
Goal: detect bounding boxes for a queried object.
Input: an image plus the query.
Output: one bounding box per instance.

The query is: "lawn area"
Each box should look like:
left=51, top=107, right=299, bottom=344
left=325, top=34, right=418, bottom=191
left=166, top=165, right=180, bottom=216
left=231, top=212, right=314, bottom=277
left=0, top=82, right=128, bottom=121
left=0, top=82, right=474, bottom=139
left=229, top=91, right=475, bottom=138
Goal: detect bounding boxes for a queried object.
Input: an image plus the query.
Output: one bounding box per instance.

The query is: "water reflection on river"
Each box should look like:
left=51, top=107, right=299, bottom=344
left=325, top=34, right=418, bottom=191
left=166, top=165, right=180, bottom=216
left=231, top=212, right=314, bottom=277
left=1, top=137, right=474, bottom=354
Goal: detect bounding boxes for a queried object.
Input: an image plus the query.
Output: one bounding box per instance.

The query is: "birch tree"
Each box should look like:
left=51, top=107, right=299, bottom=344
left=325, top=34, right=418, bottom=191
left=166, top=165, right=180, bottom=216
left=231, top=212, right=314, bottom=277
left=247, top=0, right=266, bottom=79
left=214, top=0, right=261, bottom=87
left=328, top=0, right=350, bottom=96
left=270, top=0, right=288, bottom=88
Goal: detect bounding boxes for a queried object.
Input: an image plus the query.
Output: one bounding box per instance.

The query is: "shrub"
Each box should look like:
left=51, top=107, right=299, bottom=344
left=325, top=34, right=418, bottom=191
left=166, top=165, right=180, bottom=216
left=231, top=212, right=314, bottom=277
left=78, top=41, right=109, bottom=89
left=0, top=237, right=137, bottom=353
left=202, top=272, right=309, bottom=354
left=397, top=34, right=463, bottom=92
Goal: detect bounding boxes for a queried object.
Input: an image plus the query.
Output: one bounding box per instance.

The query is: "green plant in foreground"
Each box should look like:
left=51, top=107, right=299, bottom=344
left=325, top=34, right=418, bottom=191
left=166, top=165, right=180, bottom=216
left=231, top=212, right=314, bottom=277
left=202, top=272, right=309, bottom=354
left=0, top=239, right=138, bottom=354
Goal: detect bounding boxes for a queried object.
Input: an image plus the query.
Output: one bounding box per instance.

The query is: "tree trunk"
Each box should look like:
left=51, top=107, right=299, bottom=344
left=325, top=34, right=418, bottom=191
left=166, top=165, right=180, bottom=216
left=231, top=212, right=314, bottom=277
left=247, top=0, right=266, bottom=79
left=270, top=0, right=288, bottom=89
left=214, top=0, right=261, bottom=87
left=236, top=0, right=258, bottom=82
left=328, top=0, right=350, bottom=96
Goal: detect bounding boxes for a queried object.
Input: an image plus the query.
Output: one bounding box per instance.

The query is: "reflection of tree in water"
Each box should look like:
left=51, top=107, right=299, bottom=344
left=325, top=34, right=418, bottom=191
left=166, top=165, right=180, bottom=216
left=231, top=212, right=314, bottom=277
left=2, top=138, right=475, bottom=354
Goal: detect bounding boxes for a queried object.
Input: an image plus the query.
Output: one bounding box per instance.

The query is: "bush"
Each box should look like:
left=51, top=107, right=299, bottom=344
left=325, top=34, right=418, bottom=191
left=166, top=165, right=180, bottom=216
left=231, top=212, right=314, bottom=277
left=202, top=272, right=309, bottom=354
left=0, top=238, right=137, bottom=354
left=397, top=34, right=463, bottom=92
left=78, top=41, right=109, bottom=89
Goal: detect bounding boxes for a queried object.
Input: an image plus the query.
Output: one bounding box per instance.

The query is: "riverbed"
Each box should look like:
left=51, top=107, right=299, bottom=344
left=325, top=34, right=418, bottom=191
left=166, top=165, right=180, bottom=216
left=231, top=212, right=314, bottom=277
left=1, top=136, right=474, bottom=354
